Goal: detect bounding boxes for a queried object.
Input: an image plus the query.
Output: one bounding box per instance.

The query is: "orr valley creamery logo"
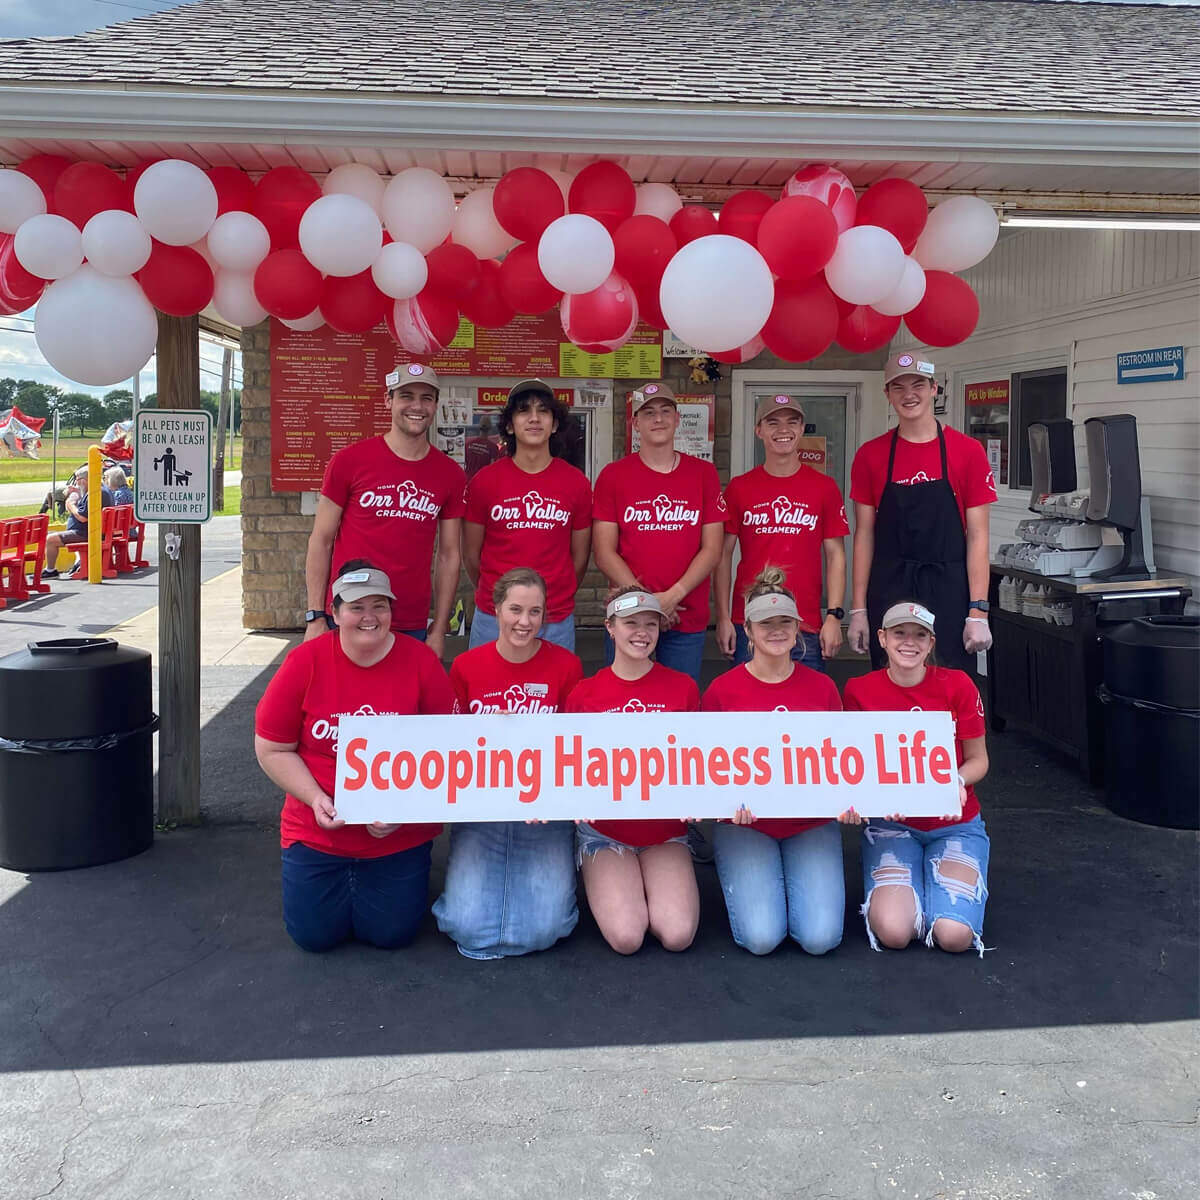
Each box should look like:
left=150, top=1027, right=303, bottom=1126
left=310, top=704, right=403, bottom=744
left=742, top=494, right=821, bottom=534
left=623, top=493, right=702, bottom=532
left=358, top=478, right=442, bottom=520
left=490, top=490, right=571, bottom=529
left=464, top=681, right=557, bottom=715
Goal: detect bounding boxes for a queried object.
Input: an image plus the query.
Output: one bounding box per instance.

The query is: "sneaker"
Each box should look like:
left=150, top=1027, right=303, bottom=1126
left=64, top=566, right=82, bottom=579
left=41, top=568, right=60, bottom=578
left=687, top=822, right=715, bottom=865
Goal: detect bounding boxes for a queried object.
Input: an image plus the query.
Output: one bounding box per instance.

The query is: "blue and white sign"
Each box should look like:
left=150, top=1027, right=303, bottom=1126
left=1116, top=345, right=1185, bottom=385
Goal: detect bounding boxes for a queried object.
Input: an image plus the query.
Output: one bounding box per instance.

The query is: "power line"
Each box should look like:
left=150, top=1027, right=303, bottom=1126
left=85, top=0, right=168, bottom=14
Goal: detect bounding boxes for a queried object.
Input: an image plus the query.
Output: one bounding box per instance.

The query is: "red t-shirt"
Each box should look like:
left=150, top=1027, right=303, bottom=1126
left=464, top=456, right=592, bottom=621
left=321, top=437, right=466, bottom=631
left=565, top=663, right=700, bottom=848
left=849, top=425, right=997, bottom=527
left=723, top=464, right=850, bottom=630
left=449, top=639, right=583, bottom=714
left=592, top=452, right=726, bottom=633
left=842, top=665, right=986, bottom=830
left=255, top=632, right=454, bottom=857
left=701, top=663, right=843, bottom=839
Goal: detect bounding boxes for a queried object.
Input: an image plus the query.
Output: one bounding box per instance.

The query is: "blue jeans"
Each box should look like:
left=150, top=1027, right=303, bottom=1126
left=860, top=816, right=991, bottom=956
left=401, top=627, right=427, bottom=642
left=469, top=609, right=576, bottom=652
left=280, top=840, right=433, bottom=953
left=733, top=626, right=825, bottom=674
left=432, top=821, right=579, bottom=958
left=712, top=819, right=845, bottom=955
left=603, top=627, right=706, bottom=684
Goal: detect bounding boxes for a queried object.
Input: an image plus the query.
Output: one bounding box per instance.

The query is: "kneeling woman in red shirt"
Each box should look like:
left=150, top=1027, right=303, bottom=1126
left=566, top=588, right=701, bottom=954
left=843, top=601, right=991, bottom=956
left=432, top=567, right=584, bottom=959
left=701, top=567, right=848, bottom=955
left=254, top=560, right=455, bottom=952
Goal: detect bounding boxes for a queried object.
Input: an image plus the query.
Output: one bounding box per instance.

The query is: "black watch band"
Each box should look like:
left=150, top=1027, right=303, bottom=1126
left=969, top=600, right=990, bottom=613
left=305, top=609, right=329, bottom=625
left=826, top=607, right=845, bottom=620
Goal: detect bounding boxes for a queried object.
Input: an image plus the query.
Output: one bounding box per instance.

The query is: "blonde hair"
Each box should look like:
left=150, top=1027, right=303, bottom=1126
left=743, top=565, right=794, bottom=606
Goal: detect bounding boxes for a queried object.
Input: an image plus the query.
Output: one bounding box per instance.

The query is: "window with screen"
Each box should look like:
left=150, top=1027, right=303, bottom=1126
left=1011, top=368, right=1068, bottom=490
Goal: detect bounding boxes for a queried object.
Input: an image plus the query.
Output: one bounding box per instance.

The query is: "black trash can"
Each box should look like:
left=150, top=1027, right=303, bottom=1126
left=1098, top=615, right=1199, bottom=830
left=0, top=638, right=156, bottom=871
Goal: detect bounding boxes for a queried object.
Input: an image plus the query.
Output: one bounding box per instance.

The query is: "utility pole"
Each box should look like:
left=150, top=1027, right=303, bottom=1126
left=213, top=345, right=232, bottom=512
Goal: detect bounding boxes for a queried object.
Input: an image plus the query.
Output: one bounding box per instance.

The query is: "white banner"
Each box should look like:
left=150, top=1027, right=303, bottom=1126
left=333, top=711, right=960, bottom=824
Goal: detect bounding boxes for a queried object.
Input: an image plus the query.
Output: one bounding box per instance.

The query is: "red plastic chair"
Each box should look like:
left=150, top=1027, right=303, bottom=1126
left=22, top=512, right=50, bottom=594
left=71, top=506, right=120, bottom=581
left=0, top=517, right=29, bottom=606
left=111, top=504, right=135, bottom=574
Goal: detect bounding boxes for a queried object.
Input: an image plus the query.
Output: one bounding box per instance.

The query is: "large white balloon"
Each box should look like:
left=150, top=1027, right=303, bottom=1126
left=912, top=195, right=999, bottom=271
left=14, top=214, right=83, bottom=280
left=281, top=308, right=326, bottom=331
left=207, top=211, right=271, bottom=272
left=874, top=255, right=927, bottom=316
left=133, top=159, right=218, bottom=246
left=659, top=234, right=774, bottom=353
left=299, top=193, right=382, bottom=276
left=824, top=225, right=906, bottom=306
left=381, top=168, right=455, bottom=254
left=0, top=168, right=47, bottom=234
left=537, top=214, right=614, bottom=295
left=212, top=270, right=268, bottom=327
left=322, top=162, right=385, bottom=213
left=452, top=187, right=517, bottom=260
left=371, top=240, right=428, bottom=299
left=80, top=210, right=152, bottom=277
left=634, top=182, right=683, bottom=223
left=34, top=266, right=157, bottom=387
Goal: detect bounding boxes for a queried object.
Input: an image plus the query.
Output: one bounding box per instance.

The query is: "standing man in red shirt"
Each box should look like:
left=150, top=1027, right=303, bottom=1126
left=847, top=354, right=997, bottom=672
left=304, top=363, right=466, bottom=659
left=592, top=382, right=726, bottom=683
left=716, top=393, right=849, bottom=674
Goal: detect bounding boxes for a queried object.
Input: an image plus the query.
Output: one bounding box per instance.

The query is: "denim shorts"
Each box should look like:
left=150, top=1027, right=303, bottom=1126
left=860, top=815, right=991, bottom=956
left=574, top=822, right=688, bottom=867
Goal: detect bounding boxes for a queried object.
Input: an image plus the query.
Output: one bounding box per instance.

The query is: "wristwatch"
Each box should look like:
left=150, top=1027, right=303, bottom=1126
left=305, top=609, right=330, bottom=626
left=825, top=607, right=845, bottom=620
left=968, top=600, right=990, bottom=613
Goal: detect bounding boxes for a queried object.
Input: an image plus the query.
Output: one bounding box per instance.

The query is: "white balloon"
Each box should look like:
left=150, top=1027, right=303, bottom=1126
left=0, top=168, right=47, bottom=234
left=34, top=265, right=157, bottom=387
left=912, top=195, right=999, bottom=271
left=381, top=168, right=455, bottom=254
left=824, top=225, right=906, bottom=306
left=537, top=214, right=614, bottom=295
left=874, top=256, right=927, bottom=316
left=323, top=162, right=385, bottom=213
left=659, top=234, right=774, bottom=353
left=134, top=159, right=218, bottom=246
left=207, top=211, right=271, bottom=271
left=299, top=193, right=382, bottom=277
left=281, top=308, right=325, bottom=331
left=212, top=270, right=268, bottom=327
left=634, top=182, right=683, bottom=223
left=80, top=210, right=151, bottom=277
left=14, top=214, right=83, bottom=280
left=452, top=187, right=517, bottom=260
left=371, top=240, right=428, bottom=299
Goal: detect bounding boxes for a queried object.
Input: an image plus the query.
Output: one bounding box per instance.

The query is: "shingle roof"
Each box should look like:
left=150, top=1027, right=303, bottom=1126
left=0, top=0, right=1198, bottom=118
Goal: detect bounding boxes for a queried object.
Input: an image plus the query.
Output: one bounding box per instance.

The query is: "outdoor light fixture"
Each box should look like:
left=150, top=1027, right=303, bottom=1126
left=1002, top=215, right=1200, bottom=231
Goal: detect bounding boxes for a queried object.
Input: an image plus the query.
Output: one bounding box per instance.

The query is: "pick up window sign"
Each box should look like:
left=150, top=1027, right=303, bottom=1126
left=1116, top=346, right=1185, bottom=385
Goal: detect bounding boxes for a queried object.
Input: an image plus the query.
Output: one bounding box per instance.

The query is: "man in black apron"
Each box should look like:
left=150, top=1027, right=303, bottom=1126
left=847, top=354, right=995, bottom=672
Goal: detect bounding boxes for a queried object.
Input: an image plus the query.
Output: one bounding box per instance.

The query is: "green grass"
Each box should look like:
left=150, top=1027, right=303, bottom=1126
left=0, top=435, right=242, bottom=485
left=0, top=485, right=240, bottom=523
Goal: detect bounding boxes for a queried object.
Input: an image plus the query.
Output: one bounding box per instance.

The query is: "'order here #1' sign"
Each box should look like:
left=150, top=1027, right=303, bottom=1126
left=333, top=712, right=960, bottom=823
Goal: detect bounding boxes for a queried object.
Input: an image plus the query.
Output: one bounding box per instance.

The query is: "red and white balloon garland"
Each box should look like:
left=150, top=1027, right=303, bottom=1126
left=0, top=154, right=999, bottom=387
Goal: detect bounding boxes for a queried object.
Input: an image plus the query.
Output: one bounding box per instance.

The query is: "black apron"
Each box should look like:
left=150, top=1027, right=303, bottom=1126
left=865, top=423, right=972, bottom=672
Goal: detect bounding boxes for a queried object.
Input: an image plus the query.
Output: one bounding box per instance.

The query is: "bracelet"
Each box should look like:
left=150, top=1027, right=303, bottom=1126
left=849, top=608, right=867, bottom=615
left=957, top=772, right=966, bottom=787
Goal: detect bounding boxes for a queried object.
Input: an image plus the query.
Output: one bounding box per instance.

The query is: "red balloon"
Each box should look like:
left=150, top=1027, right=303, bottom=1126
left=568, top=162, right=635, bottom=233
left=561, top=272, right=638, bottom=353
left=0, top=233, right=48, bottom=292
left=669, top=205, right=718, bottom=247
left=756, top=196, right=838, bottom=280
left=0, top=236, right=42, bottom=312
left=493, top=167, right=564, bottom=242
left=498, top=242, right=561, bottom=314
left=718, top=191, right=773, bottom=243
left=613, top=215, right=677, bottom=291
left=855, top=178, right=928, bottom=253
left=460, top=259, right=515, bottom=329
left=904, top=271, right=979, bottom=347
left=54, top=162, right=130, bottom=227
left=320, top=269, right=390, bottom=333
left=835, top=305, right=901, bottom=353
left=16, top=154, right=71, bottom=211
left=208, top=166, right=256, bottom=216
left=387, top=288, right=460, bottom=354
left=632, top=279, right=667, bottom=330
left=137, top=242, right=214, bottom=316
left=760, top=277, right=839, bottom=362
left=253, top=249, right=322, bottom=320
left=833, top=293, right=856, bottom=319
left=253, top=166, right=321, bottom=249
left=425, top=242, right=480, bottom=303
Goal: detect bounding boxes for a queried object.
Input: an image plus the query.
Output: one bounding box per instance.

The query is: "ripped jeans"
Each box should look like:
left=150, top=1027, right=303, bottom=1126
left=860, top=816, right=990, bottom=957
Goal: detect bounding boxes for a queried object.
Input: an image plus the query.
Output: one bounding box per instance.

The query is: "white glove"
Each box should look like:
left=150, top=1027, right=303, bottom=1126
left=964, top=616, right=993, bottom=654
left=847, top=609, right=871, bottom=655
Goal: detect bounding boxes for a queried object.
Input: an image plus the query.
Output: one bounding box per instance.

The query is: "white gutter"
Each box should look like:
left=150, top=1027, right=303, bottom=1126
left=1, top=85, right=1197, bottom=169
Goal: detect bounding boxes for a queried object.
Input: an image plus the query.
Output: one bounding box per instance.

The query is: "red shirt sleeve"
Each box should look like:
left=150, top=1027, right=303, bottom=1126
left=254, top=643, right=313, bottom=744
left=448, top=657, right=469, bottom=714
left=951, top=670, right=987, bottom=740
left=592, top=462, right=617, bottom=523
left=683, top=677, right=701, bottom=712
left=416, top=647, right=455, bottom=715
left=700, top=677, right=726, bottom=712
left=464, top=467, right=489, bottom=525
left=959, top=436, right=999, bottom=509
left=570, top=468, right=593, bottom=531
left=441, top=460, right=468, bottom=519
left=849, top=443, right=879, bottom=510
left=701, top=460, right=726, bottom=524
left=563, top=651, right=585, bottom=697
left=821, top=473, right=851, bottom=538
left=320, top=445, right=353, bottom=509
left=722, top=477, right=743, bottom=536
left=842, top=676, right=866, bottom=712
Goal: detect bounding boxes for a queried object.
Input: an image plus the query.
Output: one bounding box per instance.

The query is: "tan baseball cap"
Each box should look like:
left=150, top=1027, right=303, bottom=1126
left=631, top=381, right=678, bottom=413
left=744, top=591, right=800, bottom=623
left=606, top=590, right=666, bottom=623
left=754, top=393, right=805, bottom=423
left=883, top=352, right=936, bottom=387
left=507, top=378, right=557, bottom=404
left=386, top=362, right=440, bottom=391
left=882, top=601, right=936, bottom=633
left=331, top=567, right=396, bottom=604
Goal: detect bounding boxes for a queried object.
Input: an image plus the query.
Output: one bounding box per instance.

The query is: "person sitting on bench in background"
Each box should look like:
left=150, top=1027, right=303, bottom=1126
left=104, top=466, right=133, bottom=506
left=42, top=466, right=113, bottom=579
